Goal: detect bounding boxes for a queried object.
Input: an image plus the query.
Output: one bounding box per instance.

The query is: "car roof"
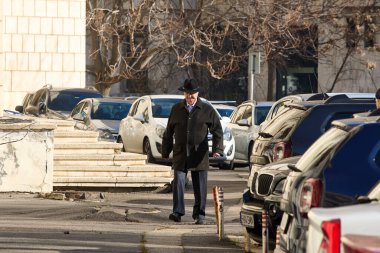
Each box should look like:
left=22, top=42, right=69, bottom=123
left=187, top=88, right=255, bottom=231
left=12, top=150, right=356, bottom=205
left=212, top=104, right=236, bottom=110
left=144, top=94, right=184, bottom=99
left=49, top=87, right=102, bottom=94
left=239, top=100, right=274, bottom=107
left=86, top=97, right=133, bottom=104
left=332, top=115, right=380, bottom=129
left=279, top=92, right=375, bottom=102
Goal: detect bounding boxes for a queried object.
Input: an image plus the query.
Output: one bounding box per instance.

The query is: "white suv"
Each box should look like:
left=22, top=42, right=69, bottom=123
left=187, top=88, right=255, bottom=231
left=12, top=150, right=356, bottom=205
left=117, top=95, right=235, bottom=167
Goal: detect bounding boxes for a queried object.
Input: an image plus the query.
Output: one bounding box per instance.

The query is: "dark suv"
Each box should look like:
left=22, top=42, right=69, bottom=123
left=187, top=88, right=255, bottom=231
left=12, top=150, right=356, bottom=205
left=25, top=85, right=103, bottom=119
left=278, top=116, right=380, bottom=253
left=240, top=96, right=375, bottom=242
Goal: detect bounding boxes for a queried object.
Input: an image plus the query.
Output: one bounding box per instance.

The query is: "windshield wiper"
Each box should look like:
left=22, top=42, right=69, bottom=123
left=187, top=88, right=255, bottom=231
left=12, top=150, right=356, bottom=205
left=258, top=132, right=273, bottom=138
left=288, top=164, right=301, bottom=172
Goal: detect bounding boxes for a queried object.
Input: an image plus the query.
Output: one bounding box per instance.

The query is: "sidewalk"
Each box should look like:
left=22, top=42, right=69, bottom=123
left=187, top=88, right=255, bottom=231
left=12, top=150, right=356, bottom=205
left=0, top=168, right=263, bottom=252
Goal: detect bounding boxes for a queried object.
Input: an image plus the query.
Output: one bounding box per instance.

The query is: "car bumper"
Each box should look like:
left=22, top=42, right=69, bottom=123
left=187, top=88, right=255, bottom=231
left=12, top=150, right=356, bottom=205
left=240, top=189, right=264, bottom=228
left=208, top=138, right=235, bottom=164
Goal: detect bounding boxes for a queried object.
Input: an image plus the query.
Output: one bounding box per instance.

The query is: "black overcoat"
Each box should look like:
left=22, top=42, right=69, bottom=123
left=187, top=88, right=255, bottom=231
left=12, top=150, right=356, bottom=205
left=162, top=98, right=223, bottom=171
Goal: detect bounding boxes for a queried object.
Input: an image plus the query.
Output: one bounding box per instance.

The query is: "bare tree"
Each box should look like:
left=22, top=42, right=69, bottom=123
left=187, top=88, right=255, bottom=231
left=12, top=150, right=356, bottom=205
left=87, top=0, right=380, bottom=96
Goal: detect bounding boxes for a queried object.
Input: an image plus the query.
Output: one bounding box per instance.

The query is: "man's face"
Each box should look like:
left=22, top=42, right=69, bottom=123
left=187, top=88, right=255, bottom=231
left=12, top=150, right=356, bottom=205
left=184, top=92, right=199, bottom=105
left=376, top=98, right=380, bottom=109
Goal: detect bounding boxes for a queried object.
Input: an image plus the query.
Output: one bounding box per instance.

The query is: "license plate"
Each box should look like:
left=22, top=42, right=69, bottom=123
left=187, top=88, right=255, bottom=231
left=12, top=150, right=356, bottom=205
left=240, top=212, right=255, bottom=228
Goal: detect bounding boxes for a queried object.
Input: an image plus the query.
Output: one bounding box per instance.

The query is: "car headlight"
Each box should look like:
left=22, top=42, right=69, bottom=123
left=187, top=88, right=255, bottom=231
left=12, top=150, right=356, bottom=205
left=98, top=129, right=115, bottom=142
left=223, top=127, right=232, bottom=141
left=156, top=125, right=166, bottom=139
left=273, top=179, right=285, bottom=194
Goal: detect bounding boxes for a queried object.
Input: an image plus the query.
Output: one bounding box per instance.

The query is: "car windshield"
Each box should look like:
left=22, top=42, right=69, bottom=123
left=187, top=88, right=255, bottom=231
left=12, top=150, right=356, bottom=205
left=255, top=106, right=272, bottom=125
left=151, top=98, right=183, bottom=118
left=91, top=102, right=132, bottom=120
left=49, top=91, right=102, bottom=111
left=216, top=108, right=234, bottom=117
left=296, top=127, right=349, bottom=172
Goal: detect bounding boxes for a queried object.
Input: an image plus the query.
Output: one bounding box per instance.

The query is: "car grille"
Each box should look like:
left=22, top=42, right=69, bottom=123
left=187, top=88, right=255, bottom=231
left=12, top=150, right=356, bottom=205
left=256, top=174, right=274, bottom=196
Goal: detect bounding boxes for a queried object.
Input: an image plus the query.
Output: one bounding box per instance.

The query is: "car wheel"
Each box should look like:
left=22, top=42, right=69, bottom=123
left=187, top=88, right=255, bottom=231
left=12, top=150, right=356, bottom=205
left=117, top=136, right=125, bottom=152
left=143, top=138, right=155, bottom=163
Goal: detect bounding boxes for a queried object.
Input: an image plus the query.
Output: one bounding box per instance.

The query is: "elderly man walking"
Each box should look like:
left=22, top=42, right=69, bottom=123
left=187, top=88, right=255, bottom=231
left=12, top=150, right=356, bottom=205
left=162, top=78, right=223, bottom=224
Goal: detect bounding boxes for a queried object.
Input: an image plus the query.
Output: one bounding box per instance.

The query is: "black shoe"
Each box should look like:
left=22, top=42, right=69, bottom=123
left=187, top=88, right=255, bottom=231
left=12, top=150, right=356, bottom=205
left=195, top=218, right=204, bottom=225
left=169, top=212, right=181, bottom=222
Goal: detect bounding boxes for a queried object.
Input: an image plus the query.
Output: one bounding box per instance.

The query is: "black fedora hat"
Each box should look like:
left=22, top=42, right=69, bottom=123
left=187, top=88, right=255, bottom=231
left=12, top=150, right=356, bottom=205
left=178, top=79, right=202, bottom=93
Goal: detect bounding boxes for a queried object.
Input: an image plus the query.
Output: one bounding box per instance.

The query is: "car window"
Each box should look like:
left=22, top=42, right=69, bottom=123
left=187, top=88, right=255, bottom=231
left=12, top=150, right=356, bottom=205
left=262, top=106, right=306, bottom=136
left=22, top=93, right=34, bottom=108
left=151, top=98, right=182, bottom=118
left=91, top=102, right=131, bottom=120
left=231, top=105, right=247, bottom=123
left=48, top=91, right=102, bottom=112
left=324, top=112, right=358, bottom=129
left=323, top=128, right=380, bottom=196
left=129, top=100, right=140, bottom=116
left=71, top=101, right=85, bottom=117
left=242, top=106, right=252, bottom=125
left=30, top=89, right=47, bottom=106
left=216, top=108, right=234, bottom=117
left=255, top=106, right=272, bottom=125
left=82, top=101, right=91, bottom=116
left=296, top=127, right=349, bottom=172
left=270, top=101, right=288, bottom=120
left=135, top=99, right=149, bottom=121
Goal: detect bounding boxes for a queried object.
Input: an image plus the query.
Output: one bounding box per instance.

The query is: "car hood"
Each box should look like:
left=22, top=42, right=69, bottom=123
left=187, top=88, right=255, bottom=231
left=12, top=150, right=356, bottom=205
left=92, top=119, right=120, bottom=134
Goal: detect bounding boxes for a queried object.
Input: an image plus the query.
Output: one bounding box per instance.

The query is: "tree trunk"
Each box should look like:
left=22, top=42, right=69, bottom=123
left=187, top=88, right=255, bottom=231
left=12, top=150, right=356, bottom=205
left=95, top=83, right=112, bottom=97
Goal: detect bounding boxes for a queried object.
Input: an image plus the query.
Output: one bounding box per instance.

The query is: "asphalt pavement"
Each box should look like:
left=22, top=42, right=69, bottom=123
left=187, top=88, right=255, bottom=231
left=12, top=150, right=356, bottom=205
left=0, top=167, right=263, bottom=253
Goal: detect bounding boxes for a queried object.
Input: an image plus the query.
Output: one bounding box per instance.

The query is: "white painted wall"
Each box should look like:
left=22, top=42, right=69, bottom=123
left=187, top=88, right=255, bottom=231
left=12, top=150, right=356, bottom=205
left=0, top=0, right=86, bottom=111
left=0, top=122, right=55, bottom=192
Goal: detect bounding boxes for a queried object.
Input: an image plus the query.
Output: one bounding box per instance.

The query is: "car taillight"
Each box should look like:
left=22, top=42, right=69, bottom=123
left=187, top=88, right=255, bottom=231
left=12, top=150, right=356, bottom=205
left=272, top=141, right=292, bottom=161
left=319, top=219, right=341, bottom=253
left=298, top=178, right=322, bottom=216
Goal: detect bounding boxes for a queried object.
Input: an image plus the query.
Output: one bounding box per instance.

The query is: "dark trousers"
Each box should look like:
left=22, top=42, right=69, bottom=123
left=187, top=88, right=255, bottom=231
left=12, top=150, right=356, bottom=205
left=172, top=169, right=208, bottom=219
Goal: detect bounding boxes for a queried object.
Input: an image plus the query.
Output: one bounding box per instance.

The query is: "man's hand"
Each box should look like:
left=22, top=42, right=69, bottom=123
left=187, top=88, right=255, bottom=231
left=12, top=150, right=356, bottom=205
left=212, top=152, right=221, bottom=158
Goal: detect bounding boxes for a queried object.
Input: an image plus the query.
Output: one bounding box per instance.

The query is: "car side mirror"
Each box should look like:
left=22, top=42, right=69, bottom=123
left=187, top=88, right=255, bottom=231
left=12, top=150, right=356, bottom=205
left=15, top=105, right=23, bottom=113
left=237, top=118, right=250, bottom=126
left=133, top=113, right=146, bottom=123
left=38, top=102, right=46, bottom=114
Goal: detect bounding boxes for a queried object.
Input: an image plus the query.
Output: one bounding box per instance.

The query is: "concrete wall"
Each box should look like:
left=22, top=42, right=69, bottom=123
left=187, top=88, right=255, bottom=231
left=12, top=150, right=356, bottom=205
left=0, top=120, right=55, bottom=192
left=0, top=0, right=86, bottom=111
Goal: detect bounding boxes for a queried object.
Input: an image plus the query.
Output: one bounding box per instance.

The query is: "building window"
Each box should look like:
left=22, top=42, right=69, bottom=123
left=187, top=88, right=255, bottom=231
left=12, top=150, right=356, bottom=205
left=346, top=16, right=376, bottom=49
left=346, top=17, right=358, bottom=48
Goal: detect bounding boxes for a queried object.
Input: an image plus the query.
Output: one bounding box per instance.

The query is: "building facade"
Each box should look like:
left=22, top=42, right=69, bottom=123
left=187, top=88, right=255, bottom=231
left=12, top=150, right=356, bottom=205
left=0, top=0, right=86, bottom=113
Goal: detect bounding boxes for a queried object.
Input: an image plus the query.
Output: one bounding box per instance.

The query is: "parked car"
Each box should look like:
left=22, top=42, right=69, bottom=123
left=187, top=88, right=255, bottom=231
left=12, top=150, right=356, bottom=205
left=278, top=116, right=380, bottom=253
left=342, top=234, right=380, bottom=253
left=117, top=95, right=235, bottom=167
left=25, top=85, right=103, bottom=119
left=15, top=92, right=34, bottom=114
left=243, top=97, right=375, bottom=243
left=240, top=155, right=300, bottom=243
left=307, top=181, right=380, bottom=253
left=261, top=92, right=375, bottom=130
left=229, top=100, right=273, bottom=169
left=70, top=98, right=133, bottom=142
left=212, top=103, right=236, bottom=118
